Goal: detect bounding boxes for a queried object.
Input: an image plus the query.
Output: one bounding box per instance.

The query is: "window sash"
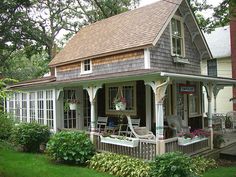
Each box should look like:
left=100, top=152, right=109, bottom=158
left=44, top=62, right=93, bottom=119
left=171, top=17, right=184, bottom=57
left=105, top=82, right=136, bottom=115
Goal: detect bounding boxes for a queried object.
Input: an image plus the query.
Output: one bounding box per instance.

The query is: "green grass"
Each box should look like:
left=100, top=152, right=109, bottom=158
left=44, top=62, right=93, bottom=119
left=203, top=167, right=236, bottom=177
left=0, top=144, right=114, bottom=177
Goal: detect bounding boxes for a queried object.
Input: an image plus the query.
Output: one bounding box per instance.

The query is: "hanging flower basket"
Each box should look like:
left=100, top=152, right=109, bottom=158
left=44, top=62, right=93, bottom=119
left=66, top=99, right=80, bottom=111
left=115, top=102, right=126, bottom=111
left=69, top=103, right=77, bottom=110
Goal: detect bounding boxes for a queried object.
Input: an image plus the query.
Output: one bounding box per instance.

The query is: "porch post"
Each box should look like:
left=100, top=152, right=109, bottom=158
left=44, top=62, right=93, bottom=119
left=213, top=85, right=224, bottom=113
left=204, top=82, right=214, bottom=150
left=145, top=77, right=170, bottom=155
left=85, top=85, right=102, bottom=142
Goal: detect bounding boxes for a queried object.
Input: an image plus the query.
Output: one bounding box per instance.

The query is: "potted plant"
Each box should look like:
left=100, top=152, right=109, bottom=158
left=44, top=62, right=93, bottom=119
left=225, top=116, right=232, bottom=129
left=213, top=133, right=225, bottom=148
left=66, top=99, right=80, bottom=110
left=113, top=96, right=126, bottom=111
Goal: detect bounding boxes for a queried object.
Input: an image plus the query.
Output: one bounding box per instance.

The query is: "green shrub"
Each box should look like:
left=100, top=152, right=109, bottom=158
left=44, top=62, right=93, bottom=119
left=89, top=152, right=150, bottom=177
left=0, top=111, right=14, bottom=140
left=191, top=156, right=217, bottom=176
left=150, top=152, right=194, bottom=177
left=11, top=122, right=50, bottom=152
left=213, top=133, right=225, bottom=148
left=46, top=131, right=95, bottom=165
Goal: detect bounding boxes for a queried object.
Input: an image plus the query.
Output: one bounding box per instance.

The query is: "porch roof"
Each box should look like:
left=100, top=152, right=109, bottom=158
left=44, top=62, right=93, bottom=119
left=160, top=72, right=236, bottom=86
left=9, top=70, right=236, bottom=89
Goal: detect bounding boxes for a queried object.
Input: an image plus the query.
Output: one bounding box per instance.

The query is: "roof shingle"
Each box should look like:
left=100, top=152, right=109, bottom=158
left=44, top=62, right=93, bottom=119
left=49, top=0, right=182, bottom=66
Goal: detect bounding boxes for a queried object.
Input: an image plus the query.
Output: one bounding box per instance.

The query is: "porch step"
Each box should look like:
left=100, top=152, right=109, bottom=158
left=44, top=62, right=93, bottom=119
left=220, top=144, right=236, bottom=161
left=193, top=142, right=236, bottom=159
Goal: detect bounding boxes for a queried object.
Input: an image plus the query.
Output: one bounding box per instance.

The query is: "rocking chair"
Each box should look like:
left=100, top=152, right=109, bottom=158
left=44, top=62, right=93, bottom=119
left=126, top=115, right=155, bottom=139
left=166, top=115, right=190, bottom=137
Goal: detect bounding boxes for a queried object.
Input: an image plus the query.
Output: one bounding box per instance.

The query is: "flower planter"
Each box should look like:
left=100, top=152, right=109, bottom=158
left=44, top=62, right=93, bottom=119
left=100, top=135, right=139, bottom=147
left=178, top=136, right=208, bottom=146
left=115, top=102, right=126, bottom=111
left=69, top=103, right=77, bottom=110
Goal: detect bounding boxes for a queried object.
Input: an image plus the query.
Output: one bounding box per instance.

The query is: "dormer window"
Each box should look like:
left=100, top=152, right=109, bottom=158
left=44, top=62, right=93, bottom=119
left=170, top=16, right=185, bottom=57
left=81, top=59, right=92, bottom=74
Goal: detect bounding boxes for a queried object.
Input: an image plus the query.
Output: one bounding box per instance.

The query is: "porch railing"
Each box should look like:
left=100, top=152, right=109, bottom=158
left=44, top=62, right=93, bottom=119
left=94, top=134, right=156, bottom=160
left=164, top=137, right=210, bottom=155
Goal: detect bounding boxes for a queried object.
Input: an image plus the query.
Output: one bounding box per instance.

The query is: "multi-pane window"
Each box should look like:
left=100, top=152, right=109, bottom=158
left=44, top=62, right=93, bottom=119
left=106, top=82, right=136, bottom=115
left=81, top=59, right=92, bottom=74
left=189, top=83, right=200, bottom=116
left=22, top=93, right=27, bottom=122
left=64, top=90, right=77, bottom=129
left=207, top=59, right=217, bottom=77
left=15, top=93, right=21, bottom=122
left=6, top=90, right=55, bottom=130
left=9, top=95, right=15, bottom=116
left=46, top=90, right=54, bottom=129
left=29, top=92, right=36, bottom=122
left=37, top=91, right=44, bottom=125
left=171, top=17, right=185, bottom=57
left=83, top=90, right=91, bottom=128
left=108, top=87, right=118, bottom=110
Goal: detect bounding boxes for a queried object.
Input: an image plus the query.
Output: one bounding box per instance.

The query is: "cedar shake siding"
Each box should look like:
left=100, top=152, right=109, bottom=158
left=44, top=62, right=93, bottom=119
left=150, top=19, right=200, bottom=75
left=56, top=50, right=144, bottom=81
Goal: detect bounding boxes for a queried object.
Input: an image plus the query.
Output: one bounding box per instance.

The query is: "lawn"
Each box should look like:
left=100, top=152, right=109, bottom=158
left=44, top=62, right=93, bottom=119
left=203, top=167, right=236, bottom=177
left=0, top=145, right=114, bottom=177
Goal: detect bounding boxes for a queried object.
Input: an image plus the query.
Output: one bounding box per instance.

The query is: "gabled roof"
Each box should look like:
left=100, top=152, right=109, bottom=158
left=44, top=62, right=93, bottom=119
left=49, top=0, right=182, bottom=67
left=204, top=26, right=231, bottom=59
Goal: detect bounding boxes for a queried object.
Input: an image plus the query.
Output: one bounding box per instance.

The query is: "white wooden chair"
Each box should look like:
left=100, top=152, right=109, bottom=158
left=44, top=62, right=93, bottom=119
left=96, top=116, right=108, bottom=133
left=126, top=115, right=155, bottom=139
left=212, top=113, right=226, bottom=133
left=166, top=115, right=190, bottom=137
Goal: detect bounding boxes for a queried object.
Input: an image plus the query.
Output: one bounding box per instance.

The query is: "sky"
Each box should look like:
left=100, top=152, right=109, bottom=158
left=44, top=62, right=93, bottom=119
left=139, top=0, right=223, bottom=17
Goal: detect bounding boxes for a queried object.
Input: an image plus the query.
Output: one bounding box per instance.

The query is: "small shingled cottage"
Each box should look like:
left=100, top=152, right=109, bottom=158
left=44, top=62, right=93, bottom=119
left=6, top=0, right=236, bottom=159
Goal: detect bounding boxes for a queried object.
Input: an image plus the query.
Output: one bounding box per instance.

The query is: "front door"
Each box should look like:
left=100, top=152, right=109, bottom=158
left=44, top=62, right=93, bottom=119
left=175, top=82, right=188, bottom=126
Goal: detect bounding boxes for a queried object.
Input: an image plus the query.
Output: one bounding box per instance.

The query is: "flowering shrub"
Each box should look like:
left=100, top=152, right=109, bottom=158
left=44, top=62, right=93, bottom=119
left=67, top=99, right=80, bottom=104
left=192, top=129, right=210, bottom=138
left=113, top=96, right=126, bottom=105
left=178, top=129, right=210, bottom=139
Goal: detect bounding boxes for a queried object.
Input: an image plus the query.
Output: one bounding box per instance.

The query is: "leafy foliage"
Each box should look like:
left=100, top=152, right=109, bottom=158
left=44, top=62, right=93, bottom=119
left=150, top=152, right=194, bottom=177
left=89, top=152, right=150, bottom=177
left=0, top=111, right=14, bottom=140
left=213, top=133, right=225, bottom=148
left=46, top=131, right=95, bottom=165
left=191, top=156, right=217, bottom=176
left=11, top=122, right=50, bottom=152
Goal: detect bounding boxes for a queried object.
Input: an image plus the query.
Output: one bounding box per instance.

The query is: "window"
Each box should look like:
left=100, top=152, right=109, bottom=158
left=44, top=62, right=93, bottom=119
left=29, top=92, right=36, bottom=122
left=15, top=93, right=21, bottom=122
left=105, top=82, right=136, bottom=115
left=81, top=59, right=92, bottom=74
left=9, top=95, right=15, bottom=116
left=46, top=90, right=54, bottom=129
left=83, top=90, right=91, bottom=128
left=188, top=83, right=201, bottom=117
left=22, top=93, right=27, bottom=122
left=37, top=91, right=44, bottom=125
left=207, top=59, right=217, bottom=77
left=170, top=16, right=185, bottom=57
left=64, top=90, right=77, bottom=129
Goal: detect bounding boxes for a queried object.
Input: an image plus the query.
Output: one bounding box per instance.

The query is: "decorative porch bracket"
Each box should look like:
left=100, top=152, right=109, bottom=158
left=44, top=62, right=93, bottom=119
left=56, top=88, right=63, bottom=100
left=85, top=85, right=102, bottom=142
left=204, top=82, right=214, bottom=150
left=145, top=77, right=170, bottom=155
left=213, top=85, right=224, bottom=113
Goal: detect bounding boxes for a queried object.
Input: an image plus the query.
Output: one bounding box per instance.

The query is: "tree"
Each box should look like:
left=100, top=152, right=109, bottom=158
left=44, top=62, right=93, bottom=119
left=212, top=0, right=236, bottom=27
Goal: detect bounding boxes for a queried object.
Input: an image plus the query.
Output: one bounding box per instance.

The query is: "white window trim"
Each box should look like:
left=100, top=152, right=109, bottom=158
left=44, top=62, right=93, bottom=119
left=170, top=15, right=185, bottom=58
left=105, top=82, right=137, bottom=116
left=81, top=59, right=92, bottom=75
